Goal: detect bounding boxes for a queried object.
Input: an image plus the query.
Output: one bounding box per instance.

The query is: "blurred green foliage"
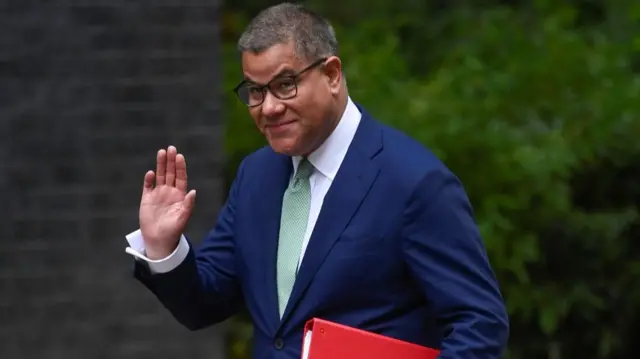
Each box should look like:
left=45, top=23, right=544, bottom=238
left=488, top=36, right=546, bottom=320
left=220, top=1, right=640, bottom=358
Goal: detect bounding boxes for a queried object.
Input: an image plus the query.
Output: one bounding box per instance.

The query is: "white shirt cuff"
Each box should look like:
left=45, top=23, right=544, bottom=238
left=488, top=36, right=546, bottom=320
left=124, top=229, right=190, bottom=274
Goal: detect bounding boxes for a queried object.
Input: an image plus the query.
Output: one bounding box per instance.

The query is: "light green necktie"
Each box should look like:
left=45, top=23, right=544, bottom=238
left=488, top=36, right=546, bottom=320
left=276, top=158, right=313, bottom=318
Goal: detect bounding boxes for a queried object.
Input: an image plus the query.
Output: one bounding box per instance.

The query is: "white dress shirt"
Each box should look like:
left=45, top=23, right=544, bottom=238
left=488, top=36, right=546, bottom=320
left=125, top=97, right=362, bottom=274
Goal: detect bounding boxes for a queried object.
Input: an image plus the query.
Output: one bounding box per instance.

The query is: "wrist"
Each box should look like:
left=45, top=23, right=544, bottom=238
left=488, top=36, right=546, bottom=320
left=145, top=241, right=178, bottom=260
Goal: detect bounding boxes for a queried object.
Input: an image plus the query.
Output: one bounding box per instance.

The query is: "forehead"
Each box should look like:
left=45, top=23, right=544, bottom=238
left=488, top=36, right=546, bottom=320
left=241, top=42, right=303, bottom=83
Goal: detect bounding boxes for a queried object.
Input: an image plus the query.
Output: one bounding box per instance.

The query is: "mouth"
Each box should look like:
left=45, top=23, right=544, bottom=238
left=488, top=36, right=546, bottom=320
left=265, top=119, right=296, bottom=129
left=265, top=119, right=297, bottom=134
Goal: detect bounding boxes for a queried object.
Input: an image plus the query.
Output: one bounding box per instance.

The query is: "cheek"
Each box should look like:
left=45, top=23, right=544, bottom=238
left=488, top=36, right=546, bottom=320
left=289, top=94, right=325, bottom=126
left=248, top=109, right=262, bottom=127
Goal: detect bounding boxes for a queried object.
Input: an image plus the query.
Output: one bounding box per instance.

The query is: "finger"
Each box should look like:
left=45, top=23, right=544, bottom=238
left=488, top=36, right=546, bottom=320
left=142, top=170, right=155, bottom=195
left=165, top=146, right=177, bottom=187
left=180, top=189, right=197, bottom=220
left=175, top=153, right=188, bottom=193
left=156, top=149, right=167, bottom=186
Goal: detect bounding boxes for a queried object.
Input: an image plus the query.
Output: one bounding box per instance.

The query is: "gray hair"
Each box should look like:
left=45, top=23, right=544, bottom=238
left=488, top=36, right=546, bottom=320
left=237, top=3, right=338, bottom=61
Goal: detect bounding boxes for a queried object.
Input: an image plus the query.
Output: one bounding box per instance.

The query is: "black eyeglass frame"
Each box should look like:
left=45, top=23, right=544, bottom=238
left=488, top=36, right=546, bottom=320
left=233, top=57, right=328, bottom=107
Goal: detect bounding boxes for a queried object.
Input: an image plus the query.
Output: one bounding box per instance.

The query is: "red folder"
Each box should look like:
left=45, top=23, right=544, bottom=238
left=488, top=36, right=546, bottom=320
left=301, top=318, right=440, bottom=359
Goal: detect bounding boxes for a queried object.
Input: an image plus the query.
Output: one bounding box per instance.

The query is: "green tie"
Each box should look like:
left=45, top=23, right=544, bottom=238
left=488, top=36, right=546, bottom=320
left=276, top=158, right=314, bottom=318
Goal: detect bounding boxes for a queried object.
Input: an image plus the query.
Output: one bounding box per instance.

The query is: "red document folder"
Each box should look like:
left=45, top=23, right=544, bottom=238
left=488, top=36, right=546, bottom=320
left=301, top=318, right=440, bottom=359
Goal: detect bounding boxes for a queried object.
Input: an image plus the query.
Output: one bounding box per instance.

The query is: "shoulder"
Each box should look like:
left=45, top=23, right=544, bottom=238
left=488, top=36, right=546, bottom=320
left=367, top=115, right=461, bottom=200
left=241, top=145, right=279, bottom=167
left=378, top=119, right=454, bottom=176
left=231, top=145, right=288, bottom=182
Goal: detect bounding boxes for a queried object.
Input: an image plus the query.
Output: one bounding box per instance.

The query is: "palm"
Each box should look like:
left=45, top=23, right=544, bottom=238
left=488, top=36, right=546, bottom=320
left=139, top=146, right=196, bottom=250
left=140, top=186, right=187, bottom=242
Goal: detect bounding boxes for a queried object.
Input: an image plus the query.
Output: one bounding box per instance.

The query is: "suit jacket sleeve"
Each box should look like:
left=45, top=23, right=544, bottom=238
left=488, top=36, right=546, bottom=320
left=133, top=160, right=247, bottom=331
left=401, top=168, right=509, bottom=358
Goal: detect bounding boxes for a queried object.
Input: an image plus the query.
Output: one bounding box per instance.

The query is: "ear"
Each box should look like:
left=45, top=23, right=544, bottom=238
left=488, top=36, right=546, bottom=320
left=322, top=56, right=342, bottom=95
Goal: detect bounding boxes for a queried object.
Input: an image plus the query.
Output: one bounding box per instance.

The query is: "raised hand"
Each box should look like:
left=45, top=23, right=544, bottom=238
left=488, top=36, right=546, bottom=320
left=139, top=146, right=196, bottom=259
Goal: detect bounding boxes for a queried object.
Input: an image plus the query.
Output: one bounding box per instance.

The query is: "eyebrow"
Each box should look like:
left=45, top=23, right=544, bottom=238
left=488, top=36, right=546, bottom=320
left=275, top=68, right=297, bottom=77
left=243, top=67, right=297, bottom=85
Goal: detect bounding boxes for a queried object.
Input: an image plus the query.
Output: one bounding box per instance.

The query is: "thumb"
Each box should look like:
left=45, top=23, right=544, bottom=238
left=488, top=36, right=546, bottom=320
left=183, top=189, right=196, bottom=214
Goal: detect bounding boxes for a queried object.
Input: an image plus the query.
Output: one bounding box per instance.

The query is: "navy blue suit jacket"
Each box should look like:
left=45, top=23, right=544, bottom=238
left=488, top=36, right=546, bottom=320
left=134, top=105, right=509, bottom=359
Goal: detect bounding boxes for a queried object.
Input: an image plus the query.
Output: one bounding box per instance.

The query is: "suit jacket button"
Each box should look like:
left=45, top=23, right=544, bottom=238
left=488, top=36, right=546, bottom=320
left=274, top=338, right=284, bottom=350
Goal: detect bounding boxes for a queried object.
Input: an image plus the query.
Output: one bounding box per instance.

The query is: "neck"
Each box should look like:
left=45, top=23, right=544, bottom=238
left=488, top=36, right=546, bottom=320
left=331, top=92, right=349, bottom=130
left=300, top=94, right=348, bottom=158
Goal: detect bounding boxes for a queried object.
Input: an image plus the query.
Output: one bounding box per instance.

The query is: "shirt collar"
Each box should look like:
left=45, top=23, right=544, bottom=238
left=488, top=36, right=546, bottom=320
left=292, top=96, right=361, bottom=180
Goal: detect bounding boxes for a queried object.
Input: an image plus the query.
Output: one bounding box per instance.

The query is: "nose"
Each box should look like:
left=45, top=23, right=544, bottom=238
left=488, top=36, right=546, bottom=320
left=261, top=91, right=285, bottom=117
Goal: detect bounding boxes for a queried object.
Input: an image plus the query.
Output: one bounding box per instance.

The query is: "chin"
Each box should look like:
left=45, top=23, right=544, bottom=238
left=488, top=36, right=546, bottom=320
left=269, top=137, right=304, bottom=156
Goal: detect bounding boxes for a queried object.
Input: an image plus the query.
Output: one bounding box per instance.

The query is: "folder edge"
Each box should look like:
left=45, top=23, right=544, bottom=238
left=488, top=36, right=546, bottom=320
left=301, top=318, right=440, bottom=358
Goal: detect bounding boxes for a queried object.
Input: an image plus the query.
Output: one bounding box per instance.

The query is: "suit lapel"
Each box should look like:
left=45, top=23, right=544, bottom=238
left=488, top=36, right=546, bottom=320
left=279, top=110, right=383, bottom=324
left=255, top=151, right=292, bottom=332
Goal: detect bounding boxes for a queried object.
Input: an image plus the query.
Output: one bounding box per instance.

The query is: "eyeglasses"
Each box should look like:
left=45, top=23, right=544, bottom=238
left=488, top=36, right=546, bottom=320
left=233, top=57, right=328, bottom=107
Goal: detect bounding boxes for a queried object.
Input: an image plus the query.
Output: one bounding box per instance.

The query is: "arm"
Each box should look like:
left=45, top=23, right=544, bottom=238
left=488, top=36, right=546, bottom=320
left=130, top=161, right=247, bottom=331
left=401, top=168, right=509, bottom=358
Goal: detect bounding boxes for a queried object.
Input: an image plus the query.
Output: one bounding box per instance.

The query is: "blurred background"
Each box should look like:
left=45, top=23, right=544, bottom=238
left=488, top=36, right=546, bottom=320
left=2, top=0, right=639, bottom=358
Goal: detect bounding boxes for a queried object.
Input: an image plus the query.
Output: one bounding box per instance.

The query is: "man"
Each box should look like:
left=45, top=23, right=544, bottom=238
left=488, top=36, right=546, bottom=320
left=124, top=3, right=509, bottom=359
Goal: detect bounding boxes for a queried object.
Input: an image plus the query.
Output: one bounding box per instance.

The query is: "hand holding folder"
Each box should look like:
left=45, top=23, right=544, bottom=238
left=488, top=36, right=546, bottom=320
left=301, top=318, right=440, bottom=359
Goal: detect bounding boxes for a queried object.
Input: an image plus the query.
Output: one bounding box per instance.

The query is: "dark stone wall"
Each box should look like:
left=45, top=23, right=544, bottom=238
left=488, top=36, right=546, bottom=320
left=0, top=1, right=228, bottom=358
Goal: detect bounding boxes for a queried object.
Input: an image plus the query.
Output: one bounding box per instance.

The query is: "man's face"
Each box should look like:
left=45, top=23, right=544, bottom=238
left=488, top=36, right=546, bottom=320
left=240, top=42, right=342, bottom=156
